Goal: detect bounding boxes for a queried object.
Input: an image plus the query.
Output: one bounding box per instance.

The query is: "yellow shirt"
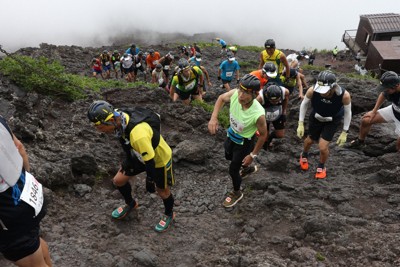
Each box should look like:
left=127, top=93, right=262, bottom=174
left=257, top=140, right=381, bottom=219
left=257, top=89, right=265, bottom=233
left=171, top=66, right=203, bottom=92
left=261, top=49, right=283, bottom=74
left=129, top=122, right=172, bottom=167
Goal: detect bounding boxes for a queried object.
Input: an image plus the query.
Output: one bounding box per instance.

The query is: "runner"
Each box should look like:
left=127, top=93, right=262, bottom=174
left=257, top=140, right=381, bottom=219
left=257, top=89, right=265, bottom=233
left=347, top=71, right=400, bottom=151
left=218, top=52, right=240, bottom=91
left=169, top=59, right=204, bottom=105
left=259, top=39, right=290, bottom=84
left=297, top=71, right=352, bottom=179
left=0, top=115, right=52, bottom=266
left=257, top=83, right=290, bottom=150
left=87, top=101, right=176, bottom=232
left=208, top=74, right=267, bottom=208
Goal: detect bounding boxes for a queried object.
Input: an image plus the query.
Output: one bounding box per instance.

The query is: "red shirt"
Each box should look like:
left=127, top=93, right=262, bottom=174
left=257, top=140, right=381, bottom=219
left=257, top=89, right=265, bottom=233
left=250, top=69, right=268, bottom=89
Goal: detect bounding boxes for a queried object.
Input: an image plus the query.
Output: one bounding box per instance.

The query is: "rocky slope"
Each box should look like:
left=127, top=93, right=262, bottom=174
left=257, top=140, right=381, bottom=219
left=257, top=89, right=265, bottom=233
left=1, top=39, right=400, bottom=267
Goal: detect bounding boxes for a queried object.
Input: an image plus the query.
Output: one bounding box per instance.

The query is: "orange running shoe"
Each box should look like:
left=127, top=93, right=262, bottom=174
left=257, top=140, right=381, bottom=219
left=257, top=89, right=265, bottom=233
left=299, top=154, right=309, bottom=170
left=315, top=167, right=327, bottom=179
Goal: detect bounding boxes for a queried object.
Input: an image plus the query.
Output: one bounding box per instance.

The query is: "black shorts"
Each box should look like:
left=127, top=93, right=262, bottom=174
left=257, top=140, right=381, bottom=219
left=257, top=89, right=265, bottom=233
left=286, top=86, right=295, bottom=94
left=222, top=79, right=232, bottom=85
left=267, top=115, right=285, bottom=131
left=0, top=202, right=46, bottom=262
left=121, top=156, right=174, bottom=189
left=308, top=114, right=341, bottom=142
left=175, top=87, right=200, bottom=101
left=133, top=65, right=145, bottom=75
left=162, top=69, right=170, bottom=78
left=122, top=66, right=134, bottom=74
left=0, top=224, right=40, bottom=262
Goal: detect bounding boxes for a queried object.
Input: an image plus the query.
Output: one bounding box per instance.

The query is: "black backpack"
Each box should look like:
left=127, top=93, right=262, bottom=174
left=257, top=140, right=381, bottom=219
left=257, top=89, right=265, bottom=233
left=120, top=107, right=161, bottom=149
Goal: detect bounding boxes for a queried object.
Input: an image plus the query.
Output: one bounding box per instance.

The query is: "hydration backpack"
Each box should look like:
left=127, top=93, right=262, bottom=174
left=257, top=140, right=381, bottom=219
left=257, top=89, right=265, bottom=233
left=120, top=107, right=161, bottom=149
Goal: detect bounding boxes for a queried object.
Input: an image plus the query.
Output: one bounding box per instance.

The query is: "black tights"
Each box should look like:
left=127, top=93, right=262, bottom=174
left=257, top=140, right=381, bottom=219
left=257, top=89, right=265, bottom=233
left=225, top=138, right=254, bottom=191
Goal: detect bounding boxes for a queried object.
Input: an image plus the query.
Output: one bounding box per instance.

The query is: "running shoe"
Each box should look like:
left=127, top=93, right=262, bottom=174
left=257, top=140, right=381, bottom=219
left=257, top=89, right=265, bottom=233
left=155, top=213, right=175, bottom=233
left=111, top=201, right=138, bottom=220
left=223, top=191, right=244, bottom=208
left=240, top=165, right=258, bottom=178
left=299, top=154, right=309, bottom=171
left=315, top=167, right=327, bottom=179
left=345, top=139, right=366, bottom=149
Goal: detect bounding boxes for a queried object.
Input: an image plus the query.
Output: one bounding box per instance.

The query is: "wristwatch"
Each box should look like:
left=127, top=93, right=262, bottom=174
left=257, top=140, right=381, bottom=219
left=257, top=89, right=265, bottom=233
left=250, top=152, right=258, bottom=159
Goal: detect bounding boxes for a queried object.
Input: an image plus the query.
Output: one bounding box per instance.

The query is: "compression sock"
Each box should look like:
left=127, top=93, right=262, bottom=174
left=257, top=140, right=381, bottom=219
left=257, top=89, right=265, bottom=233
left=163, top=194, right=174, bottom=216
left=117, top=183, right=135, bottom=207
left=317, top=162, right=325, bottom=169
left=302, top=151, right=309, bottom=158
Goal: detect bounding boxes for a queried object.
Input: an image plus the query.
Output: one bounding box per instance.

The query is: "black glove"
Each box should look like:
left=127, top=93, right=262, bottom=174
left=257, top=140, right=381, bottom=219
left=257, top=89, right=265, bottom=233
left=217, top=76, right=221, bottom=80
left=146, top=177, right=156, bottom=193
left=237, top=79, right=240, bottom=84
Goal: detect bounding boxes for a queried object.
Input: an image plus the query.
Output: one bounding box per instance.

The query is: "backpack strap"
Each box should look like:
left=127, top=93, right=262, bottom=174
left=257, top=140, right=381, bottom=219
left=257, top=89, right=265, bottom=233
left=178, top=67, right=199, bottom=86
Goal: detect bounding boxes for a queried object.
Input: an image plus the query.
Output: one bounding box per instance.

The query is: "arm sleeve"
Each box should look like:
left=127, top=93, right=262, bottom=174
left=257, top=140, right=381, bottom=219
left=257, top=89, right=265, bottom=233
left=343, top=103, right=352, bottom=131
left=299, top=96, right=311, bottom=122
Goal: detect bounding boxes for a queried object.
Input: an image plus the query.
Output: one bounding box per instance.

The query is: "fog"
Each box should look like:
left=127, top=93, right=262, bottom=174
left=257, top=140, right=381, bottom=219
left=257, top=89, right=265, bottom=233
left=0, top=0, right=398, bottom=53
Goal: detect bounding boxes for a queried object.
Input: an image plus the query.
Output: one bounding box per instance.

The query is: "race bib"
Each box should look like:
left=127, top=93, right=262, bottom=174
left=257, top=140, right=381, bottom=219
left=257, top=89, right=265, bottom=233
left=105, top=62, right=110, bottom=66
left=226, top=71, right=233, bottom=77
left=152, top=60, right=159, bottom=65
left=20, top=172, right=43, bottom=216
left=230, top=115, right=245, bottom=133
left=164, top=65, right=170, bottom=70
left=184, top=80, right=196, bottom=90
left=158, top=78, right=164, bottom=85
left=266, top=111, right=281, bottom=121
left=314, top=113, right=333, bottom=122
left=136, top=63, right=141, bottom=68
left=265, top=106, right=282, bottom=122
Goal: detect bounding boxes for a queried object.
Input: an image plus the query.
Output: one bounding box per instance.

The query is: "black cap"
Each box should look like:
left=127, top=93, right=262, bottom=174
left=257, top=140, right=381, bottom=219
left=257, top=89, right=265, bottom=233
left=239, top=74, right=260, bottom=94
left=376, top=71, right=400, bottom=92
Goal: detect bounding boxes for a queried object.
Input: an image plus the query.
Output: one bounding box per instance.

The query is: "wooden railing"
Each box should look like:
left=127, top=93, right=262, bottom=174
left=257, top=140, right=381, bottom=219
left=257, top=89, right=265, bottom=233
left=342, top=29, right=360, bottom=54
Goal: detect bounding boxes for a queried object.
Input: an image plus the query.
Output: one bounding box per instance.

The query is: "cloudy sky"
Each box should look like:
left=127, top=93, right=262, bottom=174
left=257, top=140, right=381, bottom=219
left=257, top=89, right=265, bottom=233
left=0, top=0, right=398, bottom=53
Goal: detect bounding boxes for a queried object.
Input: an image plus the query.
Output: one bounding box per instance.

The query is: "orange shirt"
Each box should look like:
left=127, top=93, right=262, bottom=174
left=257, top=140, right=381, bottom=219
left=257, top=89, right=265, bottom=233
left=250, top=69, right=268, bottom=89
left=146, top=52, right=161, bottom=69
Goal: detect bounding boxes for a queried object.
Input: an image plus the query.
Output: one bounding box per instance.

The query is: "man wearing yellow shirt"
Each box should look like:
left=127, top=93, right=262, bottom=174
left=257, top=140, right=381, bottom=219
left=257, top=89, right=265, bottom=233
left=88, top=101, right=175, bottom=232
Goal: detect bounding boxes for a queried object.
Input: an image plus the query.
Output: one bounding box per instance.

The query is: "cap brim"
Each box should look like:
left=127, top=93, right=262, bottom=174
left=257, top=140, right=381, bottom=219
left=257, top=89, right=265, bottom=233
left=266, top=71, right=277, bottom=78
left=314, top=82, right=331, bottom=94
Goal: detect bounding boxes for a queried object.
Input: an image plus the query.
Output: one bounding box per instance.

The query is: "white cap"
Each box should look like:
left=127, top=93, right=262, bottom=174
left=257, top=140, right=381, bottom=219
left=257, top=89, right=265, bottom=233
left=313, top=81, right=331, bottom=94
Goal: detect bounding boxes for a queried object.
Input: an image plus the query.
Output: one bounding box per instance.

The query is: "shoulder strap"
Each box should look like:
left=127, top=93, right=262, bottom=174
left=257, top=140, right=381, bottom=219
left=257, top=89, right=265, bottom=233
left=123, top=108, right=161, bottom=149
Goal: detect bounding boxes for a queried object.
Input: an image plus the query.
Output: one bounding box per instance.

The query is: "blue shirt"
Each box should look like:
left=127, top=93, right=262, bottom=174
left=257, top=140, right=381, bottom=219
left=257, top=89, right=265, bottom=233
left=219, top=60, right=240, bottom=81
left=219, top=39, right=227, bottom=46
left=125, top=47, right=140, bottom=56
left=189, top=57, right=201, bottom=67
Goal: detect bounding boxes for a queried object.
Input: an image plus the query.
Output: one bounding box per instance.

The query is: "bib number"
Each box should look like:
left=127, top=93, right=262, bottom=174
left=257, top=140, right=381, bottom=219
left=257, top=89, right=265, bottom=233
left=164, top=65, right=170, bottom=70
left=185, top=80, right=196, bottom=90
left=226, top=71, right=233, bottom=77
left=136, top=63, right=141, bottom=68
left=20, top=172, right=43, bottom=216
left=230, top=115, right=244, bottom=133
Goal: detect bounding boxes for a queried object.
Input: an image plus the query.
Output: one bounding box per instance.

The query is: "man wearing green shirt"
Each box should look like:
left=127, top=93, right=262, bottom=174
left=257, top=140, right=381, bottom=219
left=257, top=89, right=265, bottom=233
left=208, top=74, right=268, bottom=208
